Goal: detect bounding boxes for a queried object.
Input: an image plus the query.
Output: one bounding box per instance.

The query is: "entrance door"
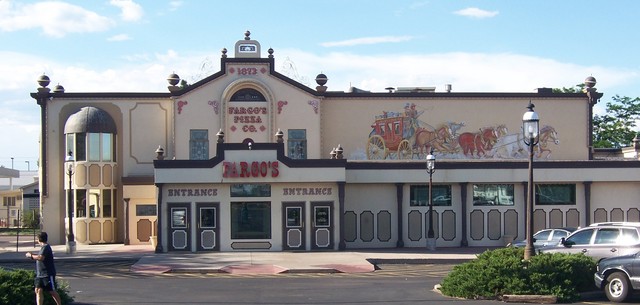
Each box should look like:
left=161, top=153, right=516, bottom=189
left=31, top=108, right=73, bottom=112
left=283, top=202, right=305, bottom=250
left=169, top=203, right=190, bottom=251
left=311, top=202, right=333, bottom=250
left=196, top=203, right=219, bottom=251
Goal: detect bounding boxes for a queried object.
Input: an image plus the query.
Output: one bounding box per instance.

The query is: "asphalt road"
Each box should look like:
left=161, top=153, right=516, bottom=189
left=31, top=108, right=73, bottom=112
left=0, top=259, right=621, bottom=305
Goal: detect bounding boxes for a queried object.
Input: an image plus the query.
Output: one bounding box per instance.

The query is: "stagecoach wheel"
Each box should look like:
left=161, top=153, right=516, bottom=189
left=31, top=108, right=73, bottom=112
left=397, top=140, right=412, bottom=160
left=367, top=135, right=387, bottom=159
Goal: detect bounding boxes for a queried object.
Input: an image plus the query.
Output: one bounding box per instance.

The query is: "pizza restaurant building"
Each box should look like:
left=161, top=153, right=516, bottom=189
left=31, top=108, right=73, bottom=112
left=31, top=32, right=640, bottom=252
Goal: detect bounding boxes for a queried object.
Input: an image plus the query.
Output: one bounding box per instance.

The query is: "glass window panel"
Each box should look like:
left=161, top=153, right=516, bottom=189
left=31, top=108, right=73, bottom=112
left=286, top=207, right=302, bottom=228
left=595, top=228, right=619, bottom=244
left=534, top=230, right=551, bottom=240
left=567, top=228, right=594, bottom=245
left=113, top=190, right=117, bottom=216
left=473, top=184, right=514, bottom=206
left=231, top=202, right=271, bottom=239
left=189, top=129, right=209, bottom=160
left=171, top=208, right=187, bottom=228
left=230, top=88, right=266, bottom=101
left=75, top=189, right=87, bottom=218
left=88, top=189, right=100, bottom=218
left=76, top=133, right=86, bottom=161
left=102, top=133, right=112, bottom=161
left=536, top=184, right=576, bottom=205
left=620, top=228, right=640, bottom=244
left=136, top=205, right=157, bottom=216
left=200, top=208, right=216, bottom=228
left=66, top=134, right=74, bottom=159
left=287, top=129, right=307, bottom=160
left=88, top=133, right=100, bottom=161
left=314, top=207, right=330, bottom=227
left=410, top=185, right=452, bottom=206
left=230, top=184, right=271, bottom=197
left=102, top=189, right=112, bottom=217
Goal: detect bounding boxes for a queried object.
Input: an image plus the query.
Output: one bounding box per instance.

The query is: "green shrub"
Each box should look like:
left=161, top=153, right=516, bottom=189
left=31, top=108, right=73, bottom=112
left=439, top=247, right=596, bottom=303
left=0, top=267, right=74, bottom=305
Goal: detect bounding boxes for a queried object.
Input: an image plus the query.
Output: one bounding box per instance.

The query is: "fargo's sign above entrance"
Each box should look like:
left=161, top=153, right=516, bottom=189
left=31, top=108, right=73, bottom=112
left=222, top=161, right=280, bottom=178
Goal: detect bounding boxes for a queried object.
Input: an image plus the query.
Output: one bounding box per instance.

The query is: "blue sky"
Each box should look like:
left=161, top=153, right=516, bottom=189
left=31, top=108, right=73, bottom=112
left=1, top=0, right=639, bottom=170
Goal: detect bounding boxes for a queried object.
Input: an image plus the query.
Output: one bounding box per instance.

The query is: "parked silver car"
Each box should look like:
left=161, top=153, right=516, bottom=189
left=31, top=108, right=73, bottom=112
left=540, top=224, right=640, bottom=260
left=509, top=227, right=576, bottom=248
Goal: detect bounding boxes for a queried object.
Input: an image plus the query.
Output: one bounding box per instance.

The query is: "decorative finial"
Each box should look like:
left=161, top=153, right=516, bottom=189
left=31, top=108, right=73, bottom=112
left=244, top=30, right=251, bottom=40
left=216, top=129, right=225, bottom=143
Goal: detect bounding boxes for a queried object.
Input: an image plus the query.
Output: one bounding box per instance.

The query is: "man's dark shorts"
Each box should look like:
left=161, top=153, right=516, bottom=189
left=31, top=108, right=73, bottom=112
left=35, top=276, right=56, bottom=292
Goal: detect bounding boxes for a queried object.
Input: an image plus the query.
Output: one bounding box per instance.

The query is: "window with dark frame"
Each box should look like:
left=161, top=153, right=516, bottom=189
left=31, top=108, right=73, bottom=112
left=231, top=202, right=271, bottom=239
left=410, top=185, right=452, bottom=206
left=473, top=184, right=514, bottom=206
left=189, top=129, right=209, bottom=160
left=287, top=129, right=307, bottom=160
left=535, top=184, right=576, bottom=205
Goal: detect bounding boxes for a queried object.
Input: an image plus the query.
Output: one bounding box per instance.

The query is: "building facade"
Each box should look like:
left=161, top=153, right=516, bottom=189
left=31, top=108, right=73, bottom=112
left=31, top=32, right=640, bottom=252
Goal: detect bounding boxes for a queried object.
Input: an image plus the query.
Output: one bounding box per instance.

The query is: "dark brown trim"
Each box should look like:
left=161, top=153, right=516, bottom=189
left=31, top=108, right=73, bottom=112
left=154, top=142, right=347, bottom=169
left=347, top=160, right=640, bottom=170
left=395, top=183, right=404, bottom=247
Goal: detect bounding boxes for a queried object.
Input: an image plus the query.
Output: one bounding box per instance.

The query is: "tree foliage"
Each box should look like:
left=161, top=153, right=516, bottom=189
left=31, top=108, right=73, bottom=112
left=555, top=84, right=640, bottom=148
left=21, top=210, right=40, bottom=229
left=593, top=95, right=640, bottom=148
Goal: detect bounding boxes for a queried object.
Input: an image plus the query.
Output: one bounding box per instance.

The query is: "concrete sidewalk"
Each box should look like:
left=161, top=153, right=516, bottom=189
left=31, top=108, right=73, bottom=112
left=1, top=236, right=488, bottom=275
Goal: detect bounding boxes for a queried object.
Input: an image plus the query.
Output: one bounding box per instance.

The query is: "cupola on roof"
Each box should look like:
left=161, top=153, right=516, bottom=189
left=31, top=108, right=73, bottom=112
left=64, top=106, right=117, bottom=135
left=234, top=30, right=261, bottom=58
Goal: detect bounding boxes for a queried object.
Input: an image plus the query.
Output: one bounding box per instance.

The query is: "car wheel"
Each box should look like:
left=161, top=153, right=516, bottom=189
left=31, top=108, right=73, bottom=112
left=605, top=272, right=631, bottom=302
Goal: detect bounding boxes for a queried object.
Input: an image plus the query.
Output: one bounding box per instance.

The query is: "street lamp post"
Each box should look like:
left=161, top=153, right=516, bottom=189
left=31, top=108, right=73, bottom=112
left=426, top=150, right=436, bottom=251
left=522, top=101, right=539, bottom=260
left=65, top=151, right=76, bottom=254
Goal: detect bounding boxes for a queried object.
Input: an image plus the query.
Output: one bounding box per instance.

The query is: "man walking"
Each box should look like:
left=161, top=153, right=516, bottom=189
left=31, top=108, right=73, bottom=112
left=26, top=232, right=62, bottom=305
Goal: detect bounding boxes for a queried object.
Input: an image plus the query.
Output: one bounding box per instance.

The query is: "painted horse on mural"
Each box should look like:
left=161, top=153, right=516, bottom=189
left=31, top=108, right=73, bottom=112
left=414, top=124, right=457, bottom=155
left=491, top=125, right=559, bottom=159
left=534, top=125, right=560, bottom=159
left=457, top=125, right=508, bottom=158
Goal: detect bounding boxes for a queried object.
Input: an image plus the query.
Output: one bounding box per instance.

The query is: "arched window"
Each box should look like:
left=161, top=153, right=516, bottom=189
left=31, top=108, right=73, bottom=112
left=230, top=88, right=266, bottom=102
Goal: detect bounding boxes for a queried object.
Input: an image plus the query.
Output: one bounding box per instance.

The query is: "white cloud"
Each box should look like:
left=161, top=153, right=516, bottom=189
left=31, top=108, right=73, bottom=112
left=320, top=36, right=414, bottom=47
left=109, top=0, right=144, bottom=22
left=0, top=1, right=114, bottom=37
left=169, top=1, right=183, bottom=11
left=108, top=34, right=132, bottom=41
left=454, top=7, right=499, bottom=19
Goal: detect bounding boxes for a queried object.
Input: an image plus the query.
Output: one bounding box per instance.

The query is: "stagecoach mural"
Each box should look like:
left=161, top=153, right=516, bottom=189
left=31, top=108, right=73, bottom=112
left=365, top=103, right=559, bottom=160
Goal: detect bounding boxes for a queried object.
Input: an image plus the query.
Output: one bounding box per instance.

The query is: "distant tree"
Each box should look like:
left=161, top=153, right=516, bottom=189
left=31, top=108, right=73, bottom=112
left=593, top=95, right=640, bottom=148
left=552, top=84, right=585, bottom=93
left=22, top=210, right=40, bottom=229
left=179, top=79, right=189, bottom=89
left=554, top=84, right=640, bottom=148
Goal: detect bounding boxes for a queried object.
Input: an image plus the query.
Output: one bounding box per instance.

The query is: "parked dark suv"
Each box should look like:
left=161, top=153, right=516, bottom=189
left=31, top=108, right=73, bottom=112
left=594, top=251, right=640, bottom=302
left=540, top=223, right=640, bottom=260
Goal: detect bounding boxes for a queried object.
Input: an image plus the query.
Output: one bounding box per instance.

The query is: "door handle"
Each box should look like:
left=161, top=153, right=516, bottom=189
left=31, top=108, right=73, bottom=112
left=581, top=249, right=588, bottom=253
